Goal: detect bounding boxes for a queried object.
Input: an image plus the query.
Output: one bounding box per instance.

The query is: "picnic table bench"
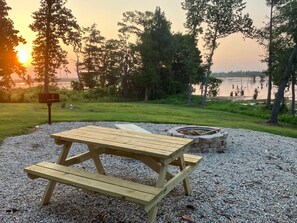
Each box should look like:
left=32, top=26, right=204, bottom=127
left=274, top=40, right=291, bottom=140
left=24, top=125, right=202, bottom=223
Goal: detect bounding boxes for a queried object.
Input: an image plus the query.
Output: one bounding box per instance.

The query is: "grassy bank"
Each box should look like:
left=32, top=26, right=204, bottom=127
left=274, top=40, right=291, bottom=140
left=1, top=102, right=296, bottom=143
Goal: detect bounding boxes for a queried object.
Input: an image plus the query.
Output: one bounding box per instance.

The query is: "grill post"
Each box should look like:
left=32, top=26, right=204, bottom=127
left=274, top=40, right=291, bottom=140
left=47, top=102, right=52, bottom=124
left=38, top=93, right=60, bottom=125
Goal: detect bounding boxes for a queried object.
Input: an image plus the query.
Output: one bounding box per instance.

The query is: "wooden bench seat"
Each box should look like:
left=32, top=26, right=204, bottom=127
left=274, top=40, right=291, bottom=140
left=171, top=154, right=203, bottom=166
left=24, top=162, right=163, bottom=211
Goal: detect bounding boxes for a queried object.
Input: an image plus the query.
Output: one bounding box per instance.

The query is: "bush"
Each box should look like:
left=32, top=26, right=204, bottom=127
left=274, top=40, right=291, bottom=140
left=84, top=86, right=119, bottom=100
left=58, top=88, right=85, bottom=102
left=0, top=90, right=11, bottom=102
left=1, top=87, right=40, bottom=103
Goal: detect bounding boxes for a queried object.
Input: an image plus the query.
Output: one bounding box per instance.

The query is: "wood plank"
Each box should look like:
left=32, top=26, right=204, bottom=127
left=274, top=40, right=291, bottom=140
left=136, top=155, right=173, bottom=181
left=64, top=151, right=93, bottom=166
left=170, top=154, right=203, bottom=166
left=114, top=124, right=202, bottom=170
left=53, top=125, right=192, bottom=145
left=144, top=165, right=196, bottom=212
left=56, top=130, right=191, bottom=166
left=177, top=155, right=192, bottom=195
left=54, top=127, right=191, bottom=151
left=52, top=132, right=187, bottom=159
left=39, top=162, right=160, bottom=194
left=115, top=124, right=152, bottom=134
left=68, top=129, right=185, bottom=151
left=25, top=162, right=162, bottom=206
left=51, top=126, right=194, bottom=161
left=88, top=145, right=106, bottom=175
left=87, top=125, right=192, bottom=144
left=42, top=142, right=72, bottom=205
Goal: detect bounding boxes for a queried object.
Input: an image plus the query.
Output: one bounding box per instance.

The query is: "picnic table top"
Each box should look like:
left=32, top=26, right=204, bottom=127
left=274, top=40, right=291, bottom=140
left=51, top=125, right=193, bottom=160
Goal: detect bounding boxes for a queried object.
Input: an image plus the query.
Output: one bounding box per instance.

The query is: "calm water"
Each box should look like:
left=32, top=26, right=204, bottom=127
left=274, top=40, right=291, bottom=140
left=15, top=81, right=72, bottom=89
left=16, top=77, right=296, bottom=101
left=194, top=76, right=296, bottom=101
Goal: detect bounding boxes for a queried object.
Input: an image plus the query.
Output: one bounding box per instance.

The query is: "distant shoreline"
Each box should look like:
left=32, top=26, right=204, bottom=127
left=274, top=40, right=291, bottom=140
left=212, top=71, right=264, bottom=78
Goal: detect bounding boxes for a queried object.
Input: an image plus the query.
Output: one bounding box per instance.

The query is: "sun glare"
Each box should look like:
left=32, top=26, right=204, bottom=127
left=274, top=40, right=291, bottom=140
left=17, top=46, right=30, bottom=64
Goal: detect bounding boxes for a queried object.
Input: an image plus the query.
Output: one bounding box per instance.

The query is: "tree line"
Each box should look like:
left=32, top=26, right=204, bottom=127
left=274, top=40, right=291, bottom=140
left=212, top=71, right=264, bottom=78
left=74, top=11, right=205, bottom=102
left=0, top=0, right=296, bottom=124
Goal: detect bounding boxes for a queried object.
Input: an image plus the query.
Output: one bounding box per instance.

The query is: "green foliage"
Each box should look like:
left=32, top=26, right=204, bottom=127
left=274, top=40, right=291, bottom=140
left=0, top=0, right=27, bottom=90
left=267, top=0, right=297, bottom=124
left=206, top=100, right=272, bottom=119
left=58, top=88, right=85, bottom=102
left=29, top=0, right=80, bottom=92
left=78, top=24, right=142, bottom=98
left=172, top=33, right=205, bottom=104
left=0, top=89, right=10, bottom=102
left=119, top=7, right=204, bottom=101
left=207, top=76, right=222, bottom=97
left=279, top=113, right=297, bottom=125
left=136, top=7, right=174, bottom=100
left=71, top=80, right=83, bottom=91
left=84, top=86, right=118, bottom=100
left=152, top=93, right=202, bottom=105
left=80, top=24, right=105, bottom=88
left=206, top=99, right=297, bottom=125
left=183, top=0, right=255, bottom=103
left=277, top=0, right=297, bottom=43
left=0, top=86, right=42, bottom=103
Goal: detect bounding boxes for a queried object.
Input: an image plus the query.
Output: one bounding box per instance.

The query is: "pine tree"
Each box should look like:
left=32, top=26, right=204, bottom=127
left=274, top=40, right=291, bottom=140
left=0, top=0, right=26, bottom=91
left=30, top=0, right=80, bottom=93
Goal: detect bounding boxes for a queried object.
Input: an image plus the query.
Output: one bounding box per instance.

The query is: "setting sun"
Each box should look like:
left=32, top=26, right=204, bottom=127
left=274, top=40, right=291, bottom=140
left=16, top=46, right=30, bottom=64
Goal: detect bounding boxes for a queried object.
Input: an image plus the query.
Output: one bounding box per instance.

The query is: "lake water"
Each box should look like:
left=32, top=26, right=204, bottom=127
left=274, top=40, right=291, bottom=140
left=194, top=76, right=296, bottom=101
left=15, top=81, right=72, bottom=89
left=15, top=76, right=296, bottom=101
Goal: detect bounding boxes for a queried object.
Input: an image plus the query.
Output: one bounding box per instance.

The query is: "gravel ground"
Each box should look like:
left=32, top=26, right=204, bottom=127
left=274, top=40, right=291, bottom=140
left=0, top=122, right=296, bottom=223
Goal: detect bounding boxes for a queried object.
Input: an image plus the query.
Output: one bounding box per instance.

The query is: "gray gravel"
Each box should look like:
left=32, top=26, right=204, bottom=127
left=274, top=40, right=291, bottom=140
left=0, top=122, right=296, bottom=223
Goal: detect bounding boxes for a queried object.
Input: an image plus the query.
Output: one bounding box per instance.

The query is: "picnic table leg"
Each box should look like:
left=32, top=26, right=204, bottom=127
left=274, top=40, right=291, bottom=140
left=41, top=142, right=72, bottom=205
left=136, top=155, right=173, bottom=181
left=88, top=145, right=106, bottom=175
left=147, top=207, right=158, bottom=223
left=178, top=155, right=192, bottom=196
left=147, top=163, right=168, bottom=223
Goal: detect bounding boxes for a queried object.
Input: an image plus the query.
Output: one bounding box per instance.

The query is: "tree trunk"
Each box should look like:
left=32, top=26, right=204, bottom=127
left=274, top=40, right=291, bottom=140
left=291, top=67, right=296, bottom=116
left=145, top=87, right=148, bottom=101
left=266, top=2, right=274, bottom=109
left=202, top=28, right=218, bottom=105
left=187, top=72, right=192, bottom=105
left=75, top=52, right=83, bottom=90
left=268, top=46, right=297, bottom=124
left=44, top=0, right=53, bottom=93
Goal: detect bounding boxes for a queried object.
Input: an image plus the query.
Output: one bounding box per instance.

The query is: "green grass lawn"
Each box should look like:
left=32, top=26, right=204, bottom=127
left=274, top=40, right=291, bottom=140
left=0, top=102, right=296, bottom=143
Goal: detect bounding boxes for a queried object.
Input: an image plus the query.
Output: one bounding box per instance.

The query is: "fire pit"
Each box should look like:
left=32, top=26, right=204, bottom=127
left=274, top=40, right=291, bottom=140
left=167, top=126, right=228, bottom=153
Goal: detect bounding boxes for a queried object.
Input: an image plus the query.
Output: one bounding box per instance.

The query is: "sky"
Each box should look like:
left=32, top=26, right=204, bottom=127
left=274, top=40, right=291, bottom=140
left=6, top=0, right=270, bottom=77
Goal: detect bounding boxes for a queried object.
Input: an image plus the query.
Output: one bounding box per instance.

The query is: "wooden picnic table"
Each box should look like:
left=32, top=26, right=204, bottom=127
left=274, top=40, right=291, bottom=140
left=25, top=125, right=202, bottom=223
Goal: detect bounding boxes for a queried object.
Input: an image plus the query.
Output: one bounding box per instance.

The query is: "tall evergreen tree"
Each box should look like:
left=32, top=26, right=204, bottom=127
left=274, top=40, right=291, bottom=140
left=172, top=33, right=204, bottom=104
left=137, top=7, right=174, bottom=100
left=0, top=0, right=26, bottom=91
left=80, top=24, right=105, bottom=88
left=118, top=7, right=204, bottom=100
left=30, top=0, right=80, bottom=93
